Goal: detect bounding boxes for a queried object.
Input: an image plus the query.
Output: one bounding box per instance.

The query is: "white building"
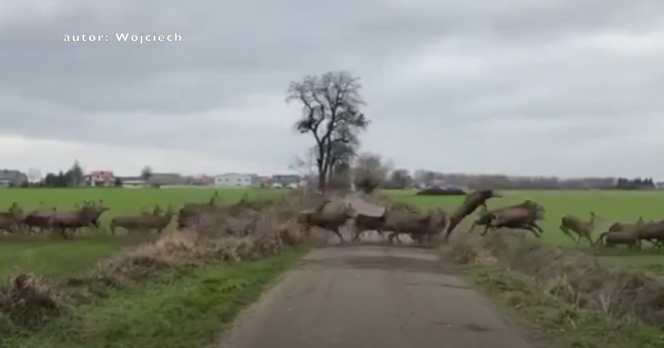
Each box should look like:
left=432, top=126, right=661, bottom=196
left=214, top=173, right=259, bottom=187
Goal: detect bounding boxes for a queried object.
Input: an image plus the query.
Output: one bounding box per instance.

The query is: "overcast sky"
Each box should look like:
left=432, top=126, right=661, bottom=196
left=1, top=1, right=663, bottom=178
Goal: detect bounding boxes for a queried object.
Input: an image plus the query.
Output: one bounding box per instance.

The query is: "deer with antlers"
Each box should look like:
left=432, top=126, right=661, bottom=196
left=559, top=212, right=599, bottom=245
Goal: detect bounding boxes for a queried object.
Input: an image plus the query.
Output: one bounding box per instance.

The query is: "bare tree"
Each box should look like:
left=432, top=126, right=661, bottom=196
left=353, top=153, right=393, bottom=193
left=287, top=71, right=369, bottom=192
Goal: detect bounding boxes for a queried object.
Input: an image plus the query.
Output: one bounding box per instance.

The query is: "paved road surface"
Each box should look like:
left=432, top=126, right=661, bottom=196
left=217, top=243, right=540, bottom=348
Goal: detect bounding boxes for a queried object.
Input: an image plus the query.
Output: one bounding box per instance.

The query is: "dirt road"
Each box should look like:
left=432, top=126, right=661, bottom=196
left=217, top=243, right=539, bottom=348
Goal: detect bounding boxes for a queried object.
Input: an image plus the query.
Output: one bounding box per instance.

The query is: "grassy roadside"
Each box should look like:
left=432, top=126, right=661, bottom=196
left=461, top=265, right=664, bottom=348
left=0, top=236, right=144, bottom=279
left=5, top=247, right=308, bottom=348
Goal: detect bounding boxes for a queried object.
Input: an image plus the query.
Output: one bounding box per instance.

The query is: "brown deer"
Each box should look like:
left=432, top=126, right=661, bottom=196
left=631, top=219, right=664, bottom=248
left=297, top=200, right=356, bottom=243
left=386, top=208, right=449, bottom=245
left=608, top=216, right=645, bottom=233
left=143, top=206, right=174, bottom=234
left=469, top=200, right=542, bottom=235
left=81, top=200, right=110, bottom=230
left=559, top=212, right=599, bottom=245
left=485, top=201, right=545, bottom=238
left=444, top=189, right=501, bottom=243
left=23, top=203, right=57, bottom=234
left=177, top=193, right=220, bottom=229
left=50, top=206, right=99, bottom=238
left=352, top=212, right=388, bottom=242
left=110, top=206, right=174, bottom=235
left=596, top=222, right=645, bottom=249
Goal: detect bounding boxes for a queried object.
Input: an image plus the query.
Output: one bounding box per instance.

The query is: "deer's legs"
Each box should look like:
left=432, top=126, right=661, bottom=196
left=559, top=226, right=577, bottom=242
left=332, top=227, right=345, bottom=244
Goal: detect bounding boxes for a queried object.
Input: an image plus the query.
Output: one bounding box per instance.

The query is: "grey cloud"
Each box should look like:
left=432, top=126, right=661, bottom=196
left=1, top=0, right=664, bottom=177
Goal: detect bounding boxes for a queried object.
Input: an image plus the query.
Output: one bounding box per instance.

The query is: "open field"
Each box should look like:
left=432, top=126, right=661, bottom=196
left=2, top=188, right=664, bottom=278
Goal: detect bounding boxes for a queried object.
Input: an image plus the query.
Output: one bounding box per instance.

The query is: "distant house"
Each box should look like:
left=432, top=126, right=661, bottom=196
left=86, top=170, right=115, bottom=187
left=214, top=173, right=259, bottom=187
left=271, top=174, right=301, bottom=188
left=148, top=173, right=187, bottom=186
left=0, top=169, right=28, bottom=187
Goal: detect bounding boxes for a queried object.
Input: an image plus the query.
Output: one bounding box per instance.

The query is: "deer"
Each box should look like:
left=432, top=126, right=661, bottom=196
left=443, top=189, right=501, bottom=243
left=297, top=200, right=356, bottom=244
left=110, top=208, right=172, bottom=235
left=352, top=212, right=388, bottom=242
left=632, top=219, right=664, bottom=248
left=595, top=217, right=644, bottom=249
left=82, top=200, right=110, bottom=231
left=177, top=193, right=220, bottom=229
left=140, top=206, right=175, bottom=234
left=559, top=212, right=599, bottom=245
left=485, top=201, right=545, bottom=238
left=385, top=208, right=449, bottom=245
left=468, top=200, right=542, bottom=235
left=50, top=206, right=99, bottom=238
left=23, top=202, right=57, bottom=234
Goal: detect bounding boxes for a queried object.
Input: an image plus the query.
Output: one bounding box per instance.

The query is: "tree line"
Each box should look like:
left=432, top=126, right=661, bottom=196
left=14, top=161, right=123, bottom=188
left=12, top=164, right=156, bottom=188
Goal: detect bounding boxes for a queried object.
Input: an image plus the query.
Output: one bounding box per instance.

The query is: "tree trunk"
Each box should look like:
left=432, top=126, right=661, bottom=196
left=317, top=167, right=327, bottom=192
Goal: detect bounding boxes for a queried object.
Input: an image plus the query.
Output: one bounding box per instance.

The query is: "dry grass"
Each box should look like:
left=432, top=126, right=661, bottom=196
left=446, top=231, right=664, bottom=328
left=0, top=189, right=323, bottom=334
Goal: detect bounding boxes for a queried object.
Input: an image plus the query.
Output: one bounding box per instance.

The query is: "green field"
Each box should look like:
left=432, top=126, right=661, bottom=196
left=1, top=188, right=664, bottom=279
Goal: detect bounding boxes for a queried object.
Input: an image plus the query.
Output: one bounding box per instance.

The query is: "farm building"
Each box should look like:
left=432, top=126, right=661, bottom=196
left=117, top=176, right=147, bottom=187
left=148, top=173, right=187, bottom=186
left=214, top=173, right=259, bottom=187
left=0, top=169, right=28, bottom=187
left=188, top=174, right=214, bottom=186
left=271, top=174, right=302, bottom=188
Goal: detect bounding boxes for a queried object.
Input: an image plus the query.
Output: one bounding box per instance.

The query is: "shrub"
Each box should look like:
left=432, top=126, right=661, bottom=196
left=446, top=231, right=664, bottom=327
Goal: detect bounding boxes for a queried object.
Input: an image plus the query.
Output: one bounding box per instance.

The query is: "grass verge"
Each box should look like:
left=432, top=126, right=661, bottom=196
left=5, top=246, right=307, bottom=348
left=461, top=265, right=664, bottom=348
left=0, top=236, right=142, bottom=279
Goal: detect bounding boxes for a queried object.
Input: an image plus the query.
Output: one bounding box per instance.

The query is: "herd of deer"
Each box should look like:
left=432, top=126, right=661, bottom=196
left=341, top=190, right=549, bottom=245
left=0, top=200, right=177, bottom=237
left=0, top=189, right=661, bottom=249
left=0, top=192, right=255, bottom=238
left=300, top=189, right=664, bottom=249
